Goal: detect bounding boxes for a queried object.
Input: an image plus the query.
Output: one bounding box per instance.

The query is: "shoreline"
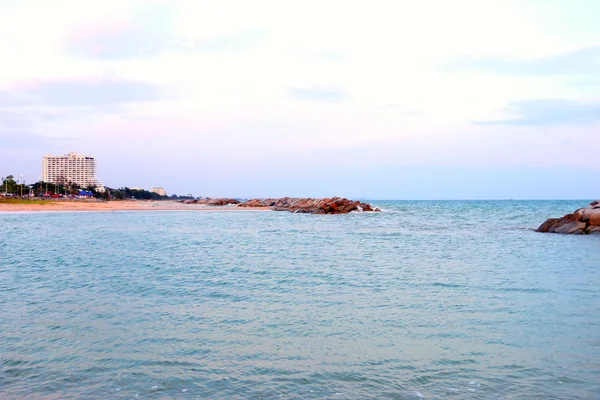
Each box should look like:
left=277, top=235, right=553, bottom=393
left=0, top=200, right=272, bottom=213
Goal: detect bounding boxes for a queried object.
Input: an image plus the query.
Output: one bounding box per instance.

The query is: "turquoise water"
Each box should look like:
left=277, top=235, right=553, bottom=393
left=1, top=201, right=599, bottom=399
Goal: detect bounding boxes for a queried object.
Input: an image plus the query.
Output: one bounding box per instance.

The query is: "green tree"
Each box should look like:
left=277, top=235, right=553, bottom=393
left=114, top=190, right=125, bottom=200
left=1, top=175, right=17, bottom=194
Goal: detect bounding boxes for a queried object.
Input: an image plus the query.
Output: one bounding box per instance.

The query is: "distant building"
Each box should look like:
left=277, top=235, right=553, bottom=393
left=151, top=187, right=167, bottom=196
left=42, top=152, right=103, bottom=190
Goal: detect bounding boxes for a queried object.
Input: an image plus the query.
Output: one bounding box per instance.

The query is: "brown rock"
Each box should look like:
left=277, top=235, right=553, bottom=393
left=553, top=220, right=587, bottom=234
left=548, top=217, right=571, bottom=233
left=581, top=208, right=600, bottom=226
left=562, top=213, right=576, bottom=222
left=589, top=211, right=600, bottom=226
left=586, top=226, right=600, bottom=235
left=239, top=197, right=379, bottom=214
left=536, top=218, right=560, bottom=233
left=571, top=208, right=585, bottom=221
left=538, top=201, right=600, bottom=235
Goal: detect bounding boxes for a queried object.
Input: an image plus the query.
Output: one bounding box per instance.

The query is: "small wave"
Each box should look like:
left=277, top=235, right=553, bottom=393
left=496, top=287, right=553, bottom=294
left=434, top=358, right=478, bottom=366
left=431, top=282, right=464, bottom=288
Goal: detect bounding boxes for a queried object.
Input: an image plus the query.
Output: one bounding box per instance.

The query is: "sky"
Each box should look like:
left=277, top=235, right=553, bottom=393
left=0, top=0, right=599, bottom=199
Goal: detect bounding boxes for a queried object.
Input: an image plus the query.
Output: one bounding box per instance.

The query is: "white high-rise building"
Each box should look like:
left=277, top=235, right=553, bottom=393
left=42, top=152, right=103, bottom=189
left=151, top=187, right=168, bottom=196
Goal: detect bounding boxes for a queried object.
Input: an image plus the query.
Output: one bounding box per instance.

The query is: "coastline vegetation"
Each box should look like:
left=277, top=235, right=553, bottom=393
left=2, top=175, right=196, bottom=201
left=111, top=187, right=165, bottom=200
left=110, top=187, right=194, bottom=201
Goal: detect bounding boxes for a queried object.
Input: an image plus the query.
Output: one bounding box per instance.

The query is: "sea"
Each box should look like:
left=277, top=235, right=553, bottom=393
left=1, top=200, right=599, bottom=399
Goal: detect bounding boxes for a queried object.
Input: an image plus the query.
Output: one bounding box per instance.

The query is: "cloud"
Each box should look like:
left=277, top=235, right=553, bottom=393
left=296, top=49, right=347, bottom=62
left=570, top=80, right=600, bottom=87
left=0, top=77, right=171, bottom=151
left=0, top=108, right=78, bottom=135
left=0, top=78, right=170, bottom=109
left=287, top=85, right=348, bottom=103
left=0, top=130, right=73, bottom=150
left=65, top=2, right=174, bottom=59
left=68, top=23, right=168, bottom=60
left=67, top=24, right=265, bottom=59
left=0, top=109, right=75, bottom=151
left=474, top=99, right=600, bottom=126
left=64, top=2, right=265, bottom=60
left=378, top=105, right=424, bottom=117
left=447, top=44, right=600, bottom=76
left=182, top=29, right=266, bottom=54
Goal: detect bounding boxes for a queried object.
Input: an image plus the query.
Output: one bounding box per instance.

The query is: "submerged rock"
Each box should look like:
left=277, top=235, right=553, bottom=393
left=239, top=197, right=380, bottom=214
left=537, top=201, right=600, bottom=235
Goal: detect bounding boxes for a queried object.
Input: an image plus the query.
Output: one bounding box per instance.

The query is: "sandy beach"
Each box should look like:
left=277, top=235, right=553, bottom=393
left=0, top=200, right=271, bottom=213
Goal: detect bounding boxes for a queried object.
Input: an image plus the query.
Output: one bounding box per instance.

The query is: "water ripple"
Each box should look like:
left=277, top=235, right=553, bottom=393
left=1, top=201, right=599, bottom=399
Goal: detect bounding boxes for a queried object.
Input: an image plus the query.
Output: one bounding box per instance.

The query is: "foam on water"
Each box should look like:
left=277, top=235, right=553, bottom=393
left=1, top=200, right=599, bottom=399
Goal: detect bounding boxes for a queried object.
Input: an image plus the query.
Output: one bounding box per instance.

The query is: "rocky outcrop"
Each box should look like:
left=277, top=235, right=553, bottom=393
left=537, top=200, right=600, bottom=235
left=239, top=197, right=381, bottom=214
left=178, top=198, right=240, bottom=206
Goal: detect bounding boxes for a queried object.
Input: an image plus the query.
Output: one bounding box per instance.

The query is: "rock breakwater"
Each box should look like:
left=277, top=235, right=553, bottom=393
left=239, top=197, right=381, bottom=214
left=536, top=200, right=600, bottom=235
left=178, top=198, right=240, bottom=206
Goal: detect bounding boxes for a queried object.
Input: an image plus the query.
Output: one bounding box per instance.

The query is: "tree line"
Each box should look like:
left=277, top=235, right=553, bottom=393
left=108, top=187, right=194, bottom=200
left=1, top=175, right=195, bottom=200
left=1, top=175, right=98, bottom=196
